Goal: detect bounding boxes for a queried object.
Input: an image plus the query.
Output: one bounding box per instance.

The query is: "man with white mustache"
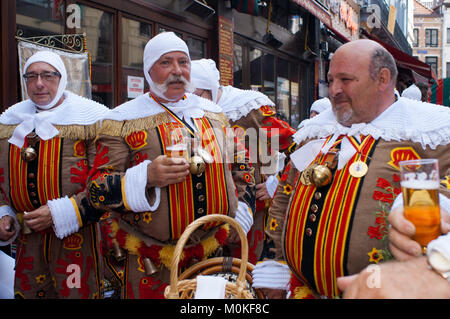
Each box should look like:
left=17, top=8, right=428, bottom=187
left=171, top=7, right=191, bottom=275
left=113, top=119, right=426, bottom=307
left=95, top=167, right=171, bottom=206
left=83, top=32, right=255, bottom=299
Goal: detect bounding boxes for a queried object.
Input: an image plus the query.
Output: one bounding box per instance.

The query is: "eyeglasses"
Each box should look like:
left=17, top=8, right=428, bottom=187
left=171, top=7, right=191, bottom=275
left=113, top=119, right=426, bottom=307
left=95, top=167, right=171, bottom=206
left=23, top=71, right=61, bottom=83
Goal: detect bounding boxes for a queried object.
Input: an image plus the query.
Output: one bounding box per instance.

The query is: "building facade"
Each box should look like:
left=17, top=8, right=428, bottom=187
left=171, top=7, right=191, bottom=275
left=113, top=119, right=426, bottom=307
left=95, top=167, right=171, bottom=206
left=413, top=0, right=443, bottom=78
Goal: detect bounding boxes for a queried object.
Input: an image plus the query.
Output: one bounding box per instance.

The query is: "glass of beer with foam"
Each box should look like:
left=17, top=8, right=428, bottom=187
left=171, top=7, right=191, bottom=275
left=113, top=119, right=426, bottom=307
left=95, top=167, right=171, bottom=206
left=399, top=159, right=441, bottom=250
left=164, top=130, right=190, bottom=162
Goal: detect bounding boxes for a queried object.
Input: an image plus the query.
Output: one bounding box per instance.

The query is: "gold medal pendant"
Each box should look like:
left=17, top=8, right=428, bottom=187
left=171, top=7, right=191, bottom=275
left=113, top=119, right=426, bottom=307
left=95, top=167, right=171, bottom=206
left=349, top=160, right=368, bottom=178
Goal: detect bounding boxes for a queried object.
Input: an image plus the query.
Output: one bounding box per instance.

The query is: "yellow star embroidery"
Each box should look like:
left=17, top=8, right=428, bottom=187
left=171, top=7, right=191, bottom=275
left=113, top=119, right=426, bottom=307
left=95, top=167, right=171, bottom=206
left=368, top=247, right=384, bottom=264
left=441, top=176, right=450, bottom=189
left=35, top=274, right=46, bottom=284
left=283, top=184, right=293, bottom=195
left=269, top=218, right=279, bottom=231
left=143, top=212, right=152, bottom=224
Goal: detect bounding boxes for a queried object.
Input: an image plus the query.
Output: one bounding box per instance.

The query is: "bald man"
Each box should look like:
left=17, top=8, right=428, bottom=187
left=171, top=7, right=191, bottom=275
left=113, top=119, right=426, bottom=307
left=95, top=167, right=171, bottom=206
left=252, top=39, right=450, bottom=299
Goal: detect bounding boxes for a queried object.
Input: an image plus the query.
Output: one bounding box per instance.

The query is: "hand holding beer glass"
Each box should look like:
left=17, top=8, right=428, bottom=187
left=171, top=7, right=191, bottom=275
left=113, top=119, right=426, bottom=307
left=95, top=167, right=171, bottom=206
left=399, top=159, right=441, bottom=252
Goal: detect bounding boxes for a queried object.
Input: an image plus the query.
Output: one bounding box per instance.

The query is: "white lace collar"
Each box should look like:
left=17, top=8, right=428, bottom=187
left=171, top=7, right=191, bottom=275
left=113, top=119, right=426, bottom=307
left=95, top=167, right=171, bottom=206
left=218, top=86, right=275, bottom=121
left=293, top=97, right=450, bottom=150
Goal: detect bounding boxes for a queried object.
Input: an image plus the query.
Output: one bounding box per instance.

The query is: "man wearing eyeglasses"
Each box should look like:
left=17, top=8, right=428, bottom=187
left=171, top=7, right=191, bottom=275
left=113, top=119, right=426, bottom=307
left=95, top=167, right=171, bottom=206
left=0, top=50, right=108, bottom=298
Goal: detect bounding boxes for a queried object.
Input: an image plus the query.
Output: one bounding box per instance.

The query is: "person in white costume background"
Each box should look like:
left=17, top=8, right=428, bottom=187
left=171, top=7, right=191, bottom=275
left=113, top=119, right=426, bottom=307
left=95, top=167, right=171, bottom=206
left=190, top=58, right=297, bottom=263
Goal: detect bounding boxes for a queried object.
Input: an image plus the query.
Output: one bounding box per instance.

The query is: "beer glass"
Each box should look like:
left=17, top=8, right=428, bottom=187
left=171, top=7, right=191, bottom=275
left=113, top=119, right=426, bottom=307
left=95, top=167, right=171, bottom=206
left=399, top=159, right=441, bottom=250
left=165, top=129, right=190, bottom=162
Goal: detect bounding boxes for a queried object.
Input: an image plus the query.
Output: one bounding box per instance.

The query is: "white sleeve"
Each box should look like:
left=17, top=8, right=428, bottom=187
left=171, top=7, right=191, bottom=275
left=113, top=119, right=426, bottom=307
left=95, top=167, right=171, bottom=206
left=0, top=206, right=20, bottom=246
left=265, top=175, right=279, bottom=198
left=234, top=201, right=253, bottom=235
left=124, top=160, right=161, bottom=212
left=427, top=233, right=450, bottom=263
left=47, top=196, right=80, bottom=239
left=252, top=260, right=291, bottom=290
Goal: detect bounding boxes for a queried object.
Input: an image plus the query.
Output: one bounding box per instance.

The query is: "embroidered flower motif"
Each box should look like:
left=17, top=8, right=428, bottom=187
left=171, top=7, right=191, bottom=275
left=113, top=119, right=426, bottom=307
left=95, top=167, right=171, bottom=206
left=35, top=274, right=46, bottom=284
left=269, top=218, right=279, bottom=231
left=239, top=164, right=246, bottom=171
left=368, top=247, right=384, bottom=264
left=134, top=152, right=148, bottom=166
left=142, top=212, right=152, bottom=224
left=367, top=174, right=400, bottom=263
left=283, top=184, right=293, bottom=195
left=36, top=290, right=46, bottom=298
left=243, top=173, right=253, bottom=183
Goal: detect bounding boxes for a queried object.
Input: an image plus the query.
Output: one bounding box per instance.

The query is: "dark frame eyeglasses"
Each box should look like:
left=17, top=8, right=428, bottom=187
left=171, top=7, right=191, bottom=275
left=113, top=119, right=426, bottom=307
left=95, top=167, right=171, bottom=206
left=23, top=71, right=61, bottom=82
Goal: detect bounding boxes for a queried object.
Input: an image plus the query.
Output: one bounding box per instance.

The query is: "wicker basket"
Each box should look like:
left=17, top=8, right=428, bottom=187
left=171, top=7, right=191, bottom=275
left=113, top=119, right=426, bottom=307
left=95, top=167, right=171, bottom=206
left=164, top=214, right=255, bottom=299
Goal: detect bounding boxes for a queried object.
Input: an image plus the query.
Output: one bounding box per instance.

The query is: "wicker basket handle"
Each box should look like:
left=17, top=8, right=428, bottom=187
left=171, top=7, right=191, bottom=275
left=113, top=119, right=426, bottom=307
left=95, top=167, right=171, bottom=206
left=166, top=214, right=249, bottom=299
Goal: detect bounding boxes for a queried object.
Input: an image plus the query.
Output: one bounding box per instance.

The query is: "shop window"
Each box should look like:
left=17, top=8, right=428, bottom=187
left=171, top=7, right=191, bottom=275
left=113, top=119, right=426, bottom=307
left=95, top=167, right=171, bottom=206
left=277, top=58, right=289, bottom=123
left=157, top=26, right=183, bottom=38
left=186, top=36, right=206, bottom=61
left=16, top=0, right=65, bottom=38
left=233, top=44, right=243, bottom=89
left=249, top=47, right=262, bottom=92
left=289, top=64, right=300, bottom=128
left=75, top=4, right=114, bottom=108
left=263, top=53, right=275, bottom=103
left=447, top=62, right=450, bottom=78
left=122, top=18, right=152, bottom=103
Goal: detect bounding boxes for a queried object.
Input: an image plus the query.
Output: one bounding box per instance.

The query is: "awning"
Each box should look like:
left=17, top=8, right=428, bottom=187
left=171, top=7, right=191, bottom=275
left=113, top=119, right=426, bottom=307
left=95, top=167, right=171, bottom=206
left=363, top=32, right=437, bottom=83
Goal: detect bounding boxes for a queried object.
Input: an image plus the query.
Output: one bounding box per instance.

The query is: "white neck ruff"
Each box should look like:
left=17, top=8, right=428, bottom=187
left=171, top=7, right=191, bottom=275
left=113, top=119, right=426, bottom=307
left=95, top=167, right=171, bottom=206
left=293, top=97, right=450, bottom=150
left=218, top=86, right=275, bottom=121
left=0, top=91, right=108, bottom=148
left=104, top=92, right=222, bottom=122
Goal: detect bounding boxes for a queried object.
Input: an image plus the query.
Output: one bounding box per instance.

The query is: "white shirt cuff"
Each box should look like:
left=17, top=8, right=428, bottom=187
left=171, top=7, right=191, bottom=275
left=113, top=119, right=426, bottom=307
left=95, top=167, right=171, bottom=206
left=124, top=160, right=160, bottom=212
left=265, top=175, right=279, bottom=198
left=0, top=206, right=19, bottom=246
left=47, top=196, right=80, bottom=239
left=252, top=260, right=291, bottom=290
left=234, top=201, right=253, bottom=235
left=427, top=233, right=450, bottom=263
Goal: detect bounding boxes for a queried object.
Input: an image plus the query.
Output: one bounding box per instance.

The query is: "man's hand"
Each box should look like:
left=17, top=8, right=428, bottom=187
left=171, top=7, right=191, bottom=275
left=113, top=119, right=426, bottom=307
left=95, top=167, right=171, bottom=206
left=24, top=205, right=53, bottom=232
left=147, top=155, right=190, bottom=188
left=337, top=257, right=450, bottom=299
left=255, top=183, right=271, bottom=201
left=388, top=207, right=450, bottom=260
left=0, top=215, right=16, bottom=241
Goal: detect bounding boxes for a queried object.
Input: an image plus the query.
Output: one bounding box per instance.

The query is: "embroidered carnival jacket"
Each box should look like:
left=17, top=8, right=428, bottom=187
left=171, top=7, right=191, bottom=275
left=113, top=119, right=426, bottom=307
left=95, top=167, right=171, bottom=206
left=78, top=93, right=255, bottom=267
left=266, top=98, right=450, bottom=298
left=0, top=92, right=108, bottom=298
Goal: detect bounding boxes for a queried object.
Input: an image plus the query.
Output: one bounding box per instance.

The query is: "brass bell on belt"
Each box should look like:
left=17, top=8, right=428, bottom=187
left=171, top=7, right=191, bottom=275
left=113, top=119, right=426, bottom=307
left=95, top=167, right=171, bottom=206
left=21, top=146, right=37, bottom=162
left=311, top=164, right=333, bottom=188
left=143, top=257, right=158, bottom=276
left=112, top=241, right=126, bottom=262
left=189, top=155, right=206, bottom=175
